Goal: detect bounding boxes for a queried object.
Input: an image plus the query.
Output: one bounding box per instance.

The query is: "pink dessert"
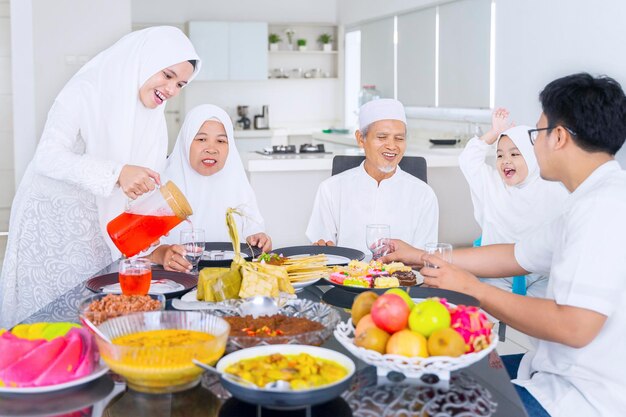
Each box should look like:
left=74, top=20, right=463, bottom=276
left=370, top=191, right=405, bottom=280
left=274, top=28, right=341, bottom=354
left=449, top=305, right=493, bottom=353
left=330, top=271, right=348, bottom=284
left=0, top=324, right=98, bottom=388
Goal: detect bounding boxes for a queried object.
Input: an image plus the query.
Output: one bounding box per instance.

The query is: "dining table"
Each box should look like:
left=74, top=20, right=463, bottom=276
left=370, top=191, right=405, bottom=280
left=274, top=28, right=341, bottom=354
left=1, top=260, right=529, bottom=417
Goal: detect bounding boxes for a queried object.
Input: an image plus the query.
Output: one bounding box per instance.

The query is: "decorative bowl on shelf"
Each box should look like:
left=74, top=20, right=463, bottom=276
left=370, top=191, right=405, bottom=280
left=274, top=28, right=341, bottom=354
left=207, top=298, right=341, bottom=352
left=333, top=319, right=497, bottom=378
left=95, top=311, right=230, bottom=393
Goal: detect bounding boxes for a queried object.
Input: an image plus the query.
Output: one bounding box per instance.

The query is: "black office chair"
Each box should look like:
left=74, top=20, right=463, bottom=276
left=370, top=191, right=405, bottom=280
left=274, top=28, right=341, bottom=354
left=331, top=155, right=428, bottom=183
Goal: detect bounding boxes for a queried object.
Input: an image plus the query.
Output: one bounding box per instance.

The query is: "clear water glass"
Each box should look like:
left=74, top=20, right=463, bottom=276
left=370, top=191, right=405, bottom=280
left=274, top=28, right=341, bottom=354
left=180, top=229, right=205, bottom=274
left=366, top=224, right=391, bottom=260
left=424, top=242, right=453, bottom=268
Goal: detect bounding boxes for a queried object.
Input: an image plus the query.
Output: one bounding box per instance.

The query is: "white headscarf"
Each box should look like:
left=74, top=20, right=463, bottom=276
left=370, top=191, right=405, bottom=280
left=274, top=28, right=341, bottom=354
left=475, top=125, right=568, bottom=245
left=52, top=26, right=201, bottom=254
left=161, top=104, right=265, bottom=244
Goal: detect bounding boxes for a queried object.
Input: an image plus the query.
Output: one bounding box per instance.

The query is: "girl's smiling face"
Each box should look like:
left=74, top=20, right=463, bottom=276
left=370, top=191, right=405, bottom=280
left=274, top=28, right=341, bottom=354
left=496, top=135, right=529, bottom=186
left=189, top=120, right=229, bottom=176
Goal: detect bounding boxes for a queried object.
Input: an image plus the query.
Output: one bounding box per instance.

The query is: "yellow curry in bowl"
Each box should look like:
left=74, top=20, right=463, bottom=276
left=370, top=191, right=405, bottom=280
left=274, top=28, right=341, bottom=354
left=224, top=352, right=348, bottom=390
left=95, top=311, right=229, bottom=393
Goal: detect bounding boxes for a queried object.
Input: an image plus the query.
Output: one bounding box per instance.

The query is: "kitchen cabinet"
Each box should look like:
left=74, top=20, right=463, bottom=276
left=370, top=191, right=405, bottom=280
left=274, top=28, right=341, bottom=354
left=267, top=23, right=339, bottom=79
left=188, top=21, right=268, bottom=81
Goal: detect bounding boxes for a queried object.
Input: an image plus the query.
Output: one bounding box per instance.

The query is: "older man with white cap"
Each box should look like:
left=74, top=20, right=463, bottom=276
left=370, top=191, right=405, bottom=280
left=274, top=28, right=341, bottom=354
left=306, top=98, right=439, bottom=254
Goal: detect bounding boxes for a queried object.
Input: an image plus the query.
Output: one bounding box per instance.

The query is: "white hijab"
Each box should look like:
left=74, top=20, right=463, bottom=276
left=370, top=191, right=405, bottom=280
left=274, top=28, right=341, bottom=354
left=474, top=125, right=568, bottom=245
left=162, top=104, right=265, bottom=244
left=52, top=26, right=201, bottom=255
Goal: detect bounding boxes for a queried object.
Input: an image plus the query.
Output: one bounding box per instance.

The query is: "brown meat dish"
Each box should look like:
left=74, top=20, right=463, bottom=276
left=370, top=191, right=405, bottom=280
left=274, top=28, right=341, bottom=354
left=224, top=314, right=324, bottom=338
left=83, top=294, right=162, bottom=325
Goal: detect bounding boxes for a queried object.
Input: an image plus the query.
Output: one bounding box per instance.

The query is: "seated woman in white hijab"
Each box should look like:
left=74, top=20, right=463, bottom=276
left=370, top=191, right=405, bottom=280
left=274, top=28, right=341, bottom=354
left=306, top=99, right=439, bottom=255
left=458, top=108, right=568, bottom=297
left=0, top=27, right=201, bottom=328
left=148, top=104, right=271, bottom=272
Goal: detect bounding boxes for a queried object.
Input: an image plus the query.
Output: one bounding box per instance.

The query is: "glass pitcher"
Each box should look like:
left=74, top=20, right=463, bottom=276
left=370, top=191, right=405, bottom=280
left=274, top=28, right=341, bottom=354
left=107, top=181, right=193, bottom=258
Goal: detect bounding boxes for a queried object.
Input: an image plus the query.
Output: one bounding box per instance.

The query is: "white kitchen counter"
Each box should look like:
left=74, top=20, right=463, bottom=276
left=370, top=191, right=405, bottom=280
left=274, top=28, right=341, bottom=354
left=242, top=139, right=480, bottom=249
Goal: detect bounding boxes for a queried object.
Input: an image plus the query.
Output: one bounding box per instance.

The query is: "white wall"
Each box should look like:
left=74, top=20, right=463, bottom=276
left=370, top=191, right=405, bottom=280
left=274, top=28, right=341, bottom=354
left=184, top=80, right=340, bottom=128
left=11, top=0, right=131, bottom=187
left=495, top=0, right=626, bottom=123
left=338, top=0, right=440, bottom=26
left=132, top=0, right=338, bottom=24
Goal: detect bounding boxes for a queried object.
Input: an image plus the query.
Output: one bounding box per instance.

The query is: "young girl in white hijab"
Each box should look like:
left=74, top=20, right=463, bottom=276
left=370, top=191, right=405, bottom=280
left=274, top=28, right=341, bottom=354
left=0, top=27, right=201, bottom=327
left=149, top=104, right=271, bottom=272
left=459, top=108, right=568, bottom=296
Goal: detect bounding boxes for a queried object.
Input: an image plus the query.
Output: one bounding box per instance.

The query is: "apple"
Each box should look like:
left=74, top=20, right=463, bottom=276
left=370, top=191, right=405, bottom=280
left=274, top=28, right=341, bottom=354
left=351, top=291, right=379, bottom=326
left=370, top=294, right=410, bottom=333
left=386, top=329, right=429, bottom=357
left=385, top=288, right=415, bottom=310
left=427, top=327, right=466, bottom=357
left=354, top=326, right=390, bottom=354
left=408, top=299, right=451, bottom=338
left=355, top=313, right=378, bottom=337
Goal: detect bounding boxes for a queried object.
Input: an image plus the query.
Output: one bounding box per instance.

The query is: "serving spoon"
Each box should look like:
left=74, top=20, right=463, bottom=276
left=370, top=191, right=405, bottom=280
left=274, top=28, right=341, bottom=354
left=81, top=316, right=112, bottom=344
left=192, top=359, right=291, bottom=390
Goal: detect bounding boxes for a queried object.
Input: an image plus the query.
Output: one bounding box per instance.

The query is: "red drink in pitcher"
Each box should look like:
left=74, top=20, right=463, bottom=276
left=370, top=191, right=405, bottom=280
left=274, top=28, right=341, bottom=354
left=107, top=181, right=193, bottom=258
left=108, top=212, right=182, bottom=258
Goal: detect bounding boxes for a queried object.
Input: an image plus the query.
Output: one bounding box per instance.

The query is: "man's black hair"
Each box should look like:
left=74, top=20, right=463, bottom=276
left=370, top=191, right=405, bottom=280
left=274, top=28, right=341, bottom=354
left=539, top=73, right=626, bottom=155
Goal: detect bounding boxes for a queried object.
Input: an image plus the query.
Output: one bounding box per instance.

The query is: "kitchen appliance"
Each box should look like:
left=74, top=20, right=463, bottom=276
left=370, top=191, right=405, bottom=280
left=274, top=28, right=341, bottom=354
left=253, top=105, right=269, bottom=130
left=300, top=143, right=326, bottom=153
left=236, top=106, right=251, bottom=130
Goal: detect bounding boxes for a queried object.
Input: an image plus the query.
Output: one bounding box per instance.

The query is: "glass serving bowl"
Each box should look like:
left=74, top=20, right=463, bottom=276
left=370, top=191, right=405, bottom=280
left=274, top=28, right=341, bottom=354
left=95, top=311, right=230, bottom=393
left=207, top=298, right=341, bottom=352
left=78, top=293, right=166, bottom=326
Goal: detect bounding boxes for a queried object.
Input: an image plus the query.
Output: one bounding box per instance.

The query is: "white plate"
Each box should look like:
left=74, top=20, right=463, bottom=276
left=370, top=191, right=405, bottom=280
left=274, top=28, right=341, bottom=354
left=0, top=363, right=109, bottom=394
left=202, top=250, right=236, bottom=261
left=101, top=279, right=185, bottom=294
left=285, top=253, right=350, bottom=266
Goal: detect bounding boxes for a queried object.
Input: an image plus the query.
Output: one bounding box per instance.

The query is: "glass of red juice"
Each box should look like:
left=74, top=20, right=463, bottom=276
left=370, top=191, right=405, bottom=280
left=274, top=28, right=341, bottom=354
left=118, top=258, right=152, bottom=295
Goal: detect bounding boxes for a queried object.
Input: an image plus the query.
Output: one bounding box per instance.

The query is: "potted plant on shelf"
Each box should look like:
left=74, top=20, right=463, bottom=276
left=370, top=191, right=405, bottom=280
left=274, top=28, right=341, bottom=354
left=297, top=38, right=307, bottom=51
left=284, top=28, right=295, bottom=50
left=268, top=33, right=281, bottom=51
left=317, top=33, right=333, bottom=52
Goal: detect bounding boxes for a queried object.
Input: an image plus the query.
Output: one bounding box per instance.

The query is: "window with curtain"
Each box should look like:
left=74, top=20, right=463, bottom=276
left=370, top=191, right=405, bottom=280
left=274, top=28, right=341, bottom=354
left=359, top=17, right=394, bottom=99
left=349, top=0, right=492, bottom=112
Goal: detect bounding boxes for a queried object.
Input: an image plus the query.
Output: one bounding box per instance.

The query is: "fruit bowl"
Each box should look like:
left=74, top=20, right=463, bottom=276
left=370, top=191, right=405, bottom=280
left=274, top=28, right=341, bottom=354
left=333, top=319, right=497, bottom=378
left=95, top=311, right=229, bottom=393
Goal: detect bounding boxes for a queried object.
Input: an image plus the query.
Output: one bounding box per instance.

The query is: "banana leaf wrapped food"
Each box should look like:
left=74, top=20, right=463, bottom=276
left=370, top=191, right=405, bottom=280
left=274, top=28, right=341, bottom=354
left=196, top=208, right=294, bottom=302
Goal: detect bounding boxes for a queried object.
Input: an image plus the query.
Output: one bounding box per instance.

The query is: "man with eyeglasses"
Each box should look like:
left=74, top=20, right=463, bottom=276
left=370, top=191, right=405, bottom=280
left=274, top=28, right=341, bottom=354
left=382, top=73, right=626, bottom=417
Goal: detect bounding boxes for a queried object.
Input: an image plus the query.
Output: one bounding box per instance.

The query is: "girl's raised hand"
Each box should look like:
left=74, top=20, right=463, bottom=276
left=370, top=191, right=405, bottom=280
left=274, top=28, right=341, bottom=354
left=481, top=108, right=514, bottom=145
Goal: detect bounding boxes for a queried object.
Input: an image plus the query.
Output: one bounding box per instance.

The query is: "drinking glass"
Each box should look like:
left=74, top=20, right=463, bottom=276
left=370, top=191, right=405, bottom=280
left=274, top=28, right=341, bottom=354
left=424, top=242, right=453, bottom=268
left=181, top=229, right=205, bottom=274
left=118, top=258, right=152, bottom=295
left=366, top=224, right=391, bottom=260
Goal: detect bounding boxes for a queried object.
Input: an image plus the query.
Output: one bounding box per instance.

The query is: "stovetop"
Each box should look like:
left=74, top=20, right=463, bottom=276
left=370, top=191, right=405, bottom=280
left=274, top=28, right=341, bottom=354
left=256, top=144, right=331, bottom=155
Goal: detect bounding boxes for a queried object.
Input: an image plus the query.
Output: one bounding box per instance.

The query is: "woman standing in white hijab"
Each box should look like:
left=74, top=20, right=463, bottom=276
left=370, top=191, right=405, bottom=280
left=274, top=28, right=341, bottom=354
left=149, top=104, right=271, bottom=272
left=0, top=27, right=201, bottom=327
left=459, top=108, right=568, bottom=296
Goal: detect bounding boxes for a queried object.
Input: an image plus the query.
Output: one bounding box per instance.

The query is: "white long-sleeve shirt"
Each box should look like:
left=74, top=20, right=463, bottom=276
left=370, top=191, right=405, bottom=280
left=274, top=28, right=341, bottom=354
left=306, top=162, right=439, bottom=254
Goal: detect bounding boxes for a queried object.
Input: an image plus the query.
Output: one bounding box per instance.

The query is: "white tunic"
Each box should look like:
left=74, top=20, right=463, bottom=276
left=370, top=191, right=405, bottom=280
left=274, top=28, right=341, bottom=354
left=459, top=130, right=568, bottom=296
left=513, top=160, right=626, bottom=417
left=0, top=27, right=201, bottom=328
left=306, top=162, right=439, bottom=254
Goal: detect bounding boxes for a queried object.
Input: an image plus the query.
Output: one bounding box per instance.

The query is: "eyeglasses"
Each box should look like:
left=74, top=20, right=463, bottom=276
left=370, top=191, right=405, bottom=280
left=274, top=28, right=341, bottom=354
left=528, top=126, right=577, bottom=145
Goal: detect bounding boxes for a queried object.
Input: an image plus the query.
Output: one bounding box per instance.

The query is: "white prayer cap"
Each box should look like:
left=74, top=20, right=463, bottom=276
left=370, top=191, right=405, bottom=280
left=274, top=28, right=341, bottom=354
left=358, top=98, right=407, bottom=131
